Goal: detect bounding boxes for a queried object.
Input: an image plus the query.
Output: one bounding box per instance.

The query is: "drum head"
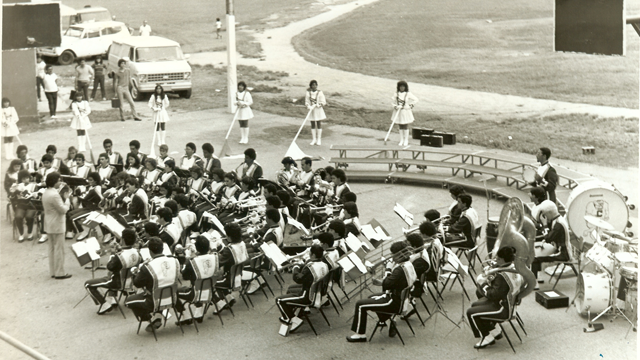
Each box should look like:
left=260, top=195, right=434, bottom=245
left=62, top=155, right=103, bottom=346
left=566, top=181, right=629, bottom=243
left=576, top=272, right=612, bottom=315
left=523, top=168, right=536, bottom=183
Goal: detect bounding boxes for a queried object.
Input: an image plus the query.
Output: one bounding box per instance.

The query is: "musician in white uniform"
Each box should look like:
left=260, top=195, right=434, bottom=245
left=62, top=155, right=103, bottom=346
left=236, top=81, right=254, bottom=144
left=180, top=142, right=204, bottom=171
left=391, top=80, right=418, bottom=147
left=235, top=148, right=263, bottom=183
left=445, top=194, right=479, bottom=249
left=306, top=80, right=327, bottom=146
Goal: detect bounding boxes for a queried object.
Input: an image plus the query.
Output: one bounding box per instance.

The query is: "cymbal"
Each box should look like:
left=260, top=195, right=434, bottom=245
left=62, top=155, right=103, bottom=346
left=603, top=229, right=632, bottom=243
left=584, top=215, right=615, bottom=231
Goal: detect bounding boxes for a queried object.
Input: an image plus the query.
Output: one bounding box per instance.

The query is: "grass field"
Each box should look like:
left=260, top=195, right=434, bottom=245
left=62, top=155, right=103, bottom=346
left=293, top=0, right=640, bottom=108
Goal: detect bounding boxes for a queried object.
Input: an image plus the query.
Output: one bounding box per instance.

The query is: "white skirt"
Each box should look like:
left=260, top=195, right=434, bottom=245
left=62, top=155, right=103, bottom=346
left=392, top=108, right=414, bottom=125
left=152, top=109, right=170, bottom=123
left=237, top=106, right=254, bottom=120
left=1, top=123, right=19, bottom=137
left=309, top=107, right=326, bottom=121
left=70, top=115, right=92, bottom=130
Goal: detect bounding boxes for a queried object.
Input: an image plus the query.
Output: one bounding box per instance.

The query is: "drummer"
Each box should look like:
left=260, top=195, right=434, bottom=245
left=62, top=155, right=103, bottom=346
left=530, top=201, right=571, bottom=289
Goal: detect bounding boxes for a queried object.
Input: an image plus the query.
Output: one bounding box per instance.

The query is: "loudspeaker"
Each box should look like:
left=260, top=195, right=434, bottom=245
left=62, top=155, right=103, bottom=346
left=432, top=131, right=456, bottom=145
left=421, top=135, right=443, bottom=148
left=412, top=127, right=434, bottom=140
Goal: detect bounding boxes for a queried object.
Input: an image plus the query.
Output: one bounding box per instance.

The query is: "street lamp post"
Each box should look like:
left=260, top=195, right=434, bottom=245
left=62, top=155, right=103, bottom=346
left=226, top=0, right=237, bottom=114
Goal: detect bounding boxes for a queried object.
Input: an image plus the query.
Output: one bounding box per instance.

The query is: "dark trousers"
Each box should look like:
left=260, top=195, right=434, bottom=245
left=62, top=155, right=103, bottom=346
left=36, top=77, right=44, bottom=99
left=91, top=75, right=106, bottom=99
left=176, top=286, right=195, bottom=313
left=531, top=254, right=568, bottom=278
left=275, top=285, right=309, bottom=322
left=67, top=208, right=92, bottom=233
left=444, top=233, right=474, bottom=249
left=466, top=298, right=509, bottom=338
left=45, top=91, right=57, bottom=116
left=13, top=206, right=35, bottom=235
left=351, top=293, right=399, bottom=334
left=125, top=293, right=154, bottom=321
left=85, top=276, right=118, bottom=305
left=77, top=80, right=90, bottom=100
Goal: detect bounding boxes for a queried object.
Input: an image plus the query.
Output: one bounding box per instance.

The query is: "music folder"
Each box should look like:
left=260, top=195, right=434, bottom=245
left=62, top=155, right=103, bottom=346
left=441, top=247, right=468, bottom=278
left=174, top=168, right=191, bottom=178
left=71, top=237, right=101, bottom=266
left=260, top=241, right=289, bottom=270
left=394, top=203, right=414, bottom=226
left=363, top=218, right=391, bottom=248
left=345, top=233, right=368, bottom=259
left=337, top=252, right=367, bottom=281
left=61, top=175, right=88, bottom=187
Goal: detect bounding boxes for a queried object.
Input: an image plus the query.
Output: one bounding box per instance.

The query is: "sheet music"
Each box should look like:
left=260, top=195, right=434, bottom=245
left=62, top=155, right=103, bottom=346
left=286, top=217, right=310, bottom=235
left=102, top=215, right=125, bottom=237
left=347, top=253, right=367, bottom=274
left=443, top=247, right=468, bottom=277
left=140, top=248, right=151, bottom=261
left=71, top=239, right=100, bottom=266
left=394, top=203, right=414, bottom=226
left=360, top=224, right=380, bottom=240
left=337, top=256, right=356, bottom=273
left=374, top=226, right=391, bottom=240
left=345, top=233, right=363, bottom=252
left=260, top=242, right=289, bottom=269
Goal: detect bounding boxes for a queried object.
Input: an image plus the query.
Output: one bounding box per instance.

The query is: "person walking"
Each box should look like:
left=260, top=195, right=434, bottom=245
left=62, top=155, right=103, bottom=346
left=42, top=172, right=72, bottom=279
left=75, top=59, right=94, bottom=101
left=114, top=59, right=141, bottom=121
left=148, top=84, right=170, bottom=145
left=216, top=18, right=222, bottom=39
left=91, top=57, right=107, bottom=101
left=2, top=97, right=20, bottom=160
left=43, top=65, right=59, bottom=119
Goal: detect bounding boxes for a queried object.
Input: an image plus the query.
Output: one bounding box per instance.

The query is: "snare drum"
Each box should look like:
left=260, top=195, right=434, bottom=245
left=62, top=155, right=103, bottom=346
left=576, top=272, right=612, bottom=315
left=585, top=243, right=615, bottom=274
left=620, top=266, right=639, bottom=283
left=613, top=252, right=638, bottom=289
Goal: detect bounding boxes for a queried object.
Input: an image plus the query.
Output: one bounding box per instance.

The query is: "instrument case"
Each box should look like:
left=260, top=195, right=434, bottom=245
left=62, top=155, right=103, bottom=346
left=420, top=135, right=444, bottom=148
left=111, top=98, right=121, bottom=108
left=432, top=131, right=456, bottom=145
left=535, top=290, right=569, bottom=309
left=412, top=127, right=434, bottom=140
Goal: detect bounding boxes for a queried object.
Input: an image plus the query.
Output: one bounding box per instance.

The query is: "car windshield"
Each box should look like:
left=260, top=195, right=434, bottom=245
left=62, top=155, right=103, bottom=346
left=65, top=27, right=83, bottom=38
left=135, top=46, right=184, bottom=62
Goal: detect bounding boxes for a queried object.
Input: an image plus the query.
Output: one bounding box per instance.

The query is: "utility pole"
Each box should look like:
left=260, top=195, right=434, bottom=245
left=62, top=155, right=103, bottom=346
left=226, top=0, right=237, bottom=113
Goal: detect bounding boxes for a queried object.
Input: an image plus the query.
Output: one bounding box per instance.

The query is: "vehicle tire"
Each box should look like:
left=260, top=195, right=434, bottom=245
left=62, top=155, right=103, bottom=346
left=130, top=82, right=147, bottom=101
left=58, top=51, right=75, bottom=65
left=180, top=89, right=192, bottom=99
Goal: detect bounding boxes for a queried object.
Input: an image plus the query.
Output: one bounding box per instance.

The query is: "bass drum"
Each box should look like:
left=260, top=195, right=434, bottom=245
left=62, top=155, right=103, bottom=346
left=565, top=181, right=629, bottom=245
left=575, top=272, right=612, bottom=315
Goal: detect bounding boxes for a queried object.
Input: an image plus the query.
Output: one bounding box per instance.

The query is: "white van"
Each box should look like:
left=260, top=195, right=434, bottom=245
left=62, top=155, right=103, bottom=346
left=107, top=36, right=192, bottom=100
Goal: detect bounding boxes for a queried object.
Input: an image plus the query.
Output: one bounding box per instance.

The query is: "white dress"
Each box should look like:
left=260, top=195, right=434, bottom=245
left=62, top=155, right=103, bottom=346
left=305, top=90, right=327, bottom=121
left=236, top=91, right=254, bottom=120
left=70, top=101, right=92, bottom=130
left=1, top=107, right=20, bottom=137
left=148, top=95, right=170, bottom=123
left=391, top=91, right=418, bottom=125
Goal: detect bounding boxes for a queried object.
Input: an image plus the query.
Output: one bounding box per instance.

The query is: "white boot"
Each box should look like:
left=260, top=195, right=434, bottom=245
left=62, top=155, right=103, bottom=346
left=398, top=130, right=404, bottom=146
left=78, top=136, right=86, bottom=152
left=160, top=130, right=167, bottom=145
left=245, top=128, right=250, bottom=144
left=4, top=142, right=14, bottom=160
left=310, top=129, right=317, bottom=145
left=316, top=129, right=322, bottom=146
left=403, top=130, right=410, bottom=146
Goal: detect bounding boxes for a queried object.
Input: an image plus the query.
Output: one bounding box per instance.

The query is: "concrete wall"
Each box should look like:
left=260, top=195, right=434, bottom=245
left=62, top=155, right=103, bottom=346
left=2, top=49, right=38, bottom=123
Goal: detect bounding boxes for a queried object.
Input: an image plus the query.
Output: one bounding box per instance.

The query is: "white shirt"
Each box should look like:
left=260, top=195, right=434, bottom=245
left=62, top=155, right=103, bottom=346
left=36, top=61, right=46, bottom=78
left=43, top=73, right=58, bottom=92
left=139, top=24, right=151, bottom=36
left=216, top=20, right=222, bottom=29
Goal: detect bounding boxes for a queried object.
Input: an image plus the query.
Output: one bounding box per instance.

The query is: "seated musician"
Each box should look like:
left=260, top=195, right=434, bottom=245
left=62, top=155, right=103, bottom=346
left=5, top=159, right=22, bottom=196
left=216, top=172, right=241, bottom=206
left=405, top=233, right=429, bottom=299
left=331, top=169, right=351, bottom=204
left=156, top=207, right=181, bottom=247
left=187, top=166, right=207, bottom=195
left=96, top=153, right=116, bottom=186
left=175, top=236, right=218, bottom=326
left=100, top=171, right=129, bottom=213
left=43, top=144, right=70, bottom=175
left=206, top=168, right=225, bottom=199
left=275, top=190, right=292, bottom=225
left=467, top=246, right=523, bottom=349
left=16, top=145, right=38, bottom=173
left=175, top=194, right=197, bottom=232
left=213, top=223, right=249, bottom=311
left=201, top=143, right=221, bottom=178
left=327, top=219, right=348, bottom=255
left=343, top=202, right=362, bottom=236
left=276, top=156, right=297, bottom=187
left=9, top=169, right=40, bottom=242
left=64, top=147, right=77, bottom=175
left=73, top=153, right=93, bottom=179
left=85, top=228, right=141, bottom=315
left=290, top=157, right=315, bottom=199
left=346, top=241, right=416, bottom=342
left=155, top=144, right=174, bottom=170
left=124, top=152, right=142, bottom=177
left=419, top=220, right=443, bottom=283
left=179, top=142, right=204, bottom=171
left=141, top=158, right=161, bottom=191
left=275, top=244, right=329, bottom=332
left=156, top=159, right=178, bottom=188
left=443, top=185, right=465, bottom=226
left=311, top=167, right=334, bottom=204
left=530, top=201, right=571, bottom=288
left=38, top=154, right=57, bottom=184
left=318, top=232, right=339, bottom=269
left=261, top=208, right=284, bottom=248
left=102, top=138, right=123, bottom=167
left=444, top=194, right=478, bottom=249
left=128, top=140, right=147, bottom=166
left=125, top=237, right=180, bottom=333
left=123, top=177, right=148, bottom=222
left=235, top=148, right=263, bottom=183
left=66, top=172, right=102, bottom=240
left=529, top=186, right=555, bottom=227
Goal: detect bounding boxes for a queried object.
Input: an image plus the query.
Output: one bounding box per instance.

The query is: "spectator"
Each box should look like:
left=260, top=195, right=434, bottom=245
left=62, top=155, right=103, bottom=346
left=114, top=59, right=141, bottom=121
left=75, top=59, right=94, bottom=101
left=43, top=65, right=58, bottom=119
left=2, top=97, right=20, bottom=160
left=36, top=55, right=46, bottom=102
left=91, top=57, right=107, bottom=101
left=216, top=18, right=222, bottom=39
left=139, top=20, right=151, bottom=36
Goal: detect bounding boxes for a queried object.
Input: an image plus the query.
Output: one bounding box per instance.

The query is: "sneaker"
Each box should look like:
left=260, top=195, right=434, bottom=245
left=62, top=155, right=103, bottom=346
left=490, top=326, right=503, bottom=340
left=289, top=317, right=304, bottom=332
left=346, top=334, right=367, bottom=343
left=98, top=304, right=115, bottom=315
left=18, top=235, right=25, bottom=243
left=279, top=317, right=290, bottom=325
left=145, top=318, right=162, bottom=332
left=38, top=235, right=48, bottom=243
left=27, top=234, right=34, bottom=241
left=66, top=232, right=75, bottom=239
left=102, top=98, right=107, bottom=101
left=121, top=118, right=125, bottom=122
left=134, top=117, right=142, bottom=121
left=89, top=98, right=94, bottom=102
left=474, top=335, right=496, bottom=349
left=51, top=115, right=57, bottom=119
left=388, top=322, right=398, bottom=338
left=246, top=281, right=261, bottom=294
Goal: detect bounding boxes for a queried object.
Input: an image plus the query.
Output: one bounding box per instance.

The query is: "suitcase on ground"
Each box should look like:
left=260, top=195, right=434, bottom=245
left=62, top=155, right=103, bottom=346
left=111, top=98, right=120, bottom=108
left=420, top=135, right=443, bottom=147
left=535, top=290, right=569, bottom=309
left=412, top=127, right=434, bottom=140
left=432, top=131, right=456, bottom=145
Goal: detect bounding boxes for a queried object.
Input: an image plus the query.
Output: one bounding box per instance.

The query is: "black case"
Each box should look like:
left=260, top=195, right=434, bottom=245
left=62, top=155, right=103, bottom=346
left=412, top=127, right=434, bottom=140
left=420, top=135, right=443, bottom=147
left=535, top=290, right=569, bottom=309
left=432, top=131, right=456, bottom=145
left=111, top=98, right=121, bottom=108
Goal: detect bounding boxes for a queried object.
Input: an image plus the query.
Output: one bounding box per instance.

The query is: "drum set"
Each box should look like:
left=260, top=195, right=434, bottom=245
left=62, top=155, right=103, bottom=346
left=574, top=215, right=637, bottom=331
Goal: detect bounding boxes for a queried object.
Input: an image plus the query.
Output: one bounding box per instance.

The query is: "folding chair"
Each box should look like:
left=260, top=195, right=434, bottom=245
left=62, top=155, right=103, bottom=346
left=326, top=269, right=344, bottom=314
left=548, top=261, right=579, bottom=290
left=215, top=261, right=248, bottom=313
left=135, top=285, right=183, bottom=341
left=97, top=267, right=132, bottom=319
left=369, top=287, right=416, bottom=346
left=182, top=276, right=218, bottom=332
left=484, top=303, right=520, bottom=353
left=242, top=253, right=274, bottom=300
left=455, top=227, right=483, bottom=285
left=289, top=273, right=333, bottom=336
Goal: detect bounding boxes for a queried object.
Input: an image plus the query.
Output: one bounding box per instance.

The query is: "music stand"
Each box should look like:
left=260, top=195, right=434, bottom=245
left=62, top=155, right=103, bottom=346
left=112, top=164, right=124, bottom=174
left=61, top=175, right=88, bottom=187
left=174, top=168, right=191, bottom=179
